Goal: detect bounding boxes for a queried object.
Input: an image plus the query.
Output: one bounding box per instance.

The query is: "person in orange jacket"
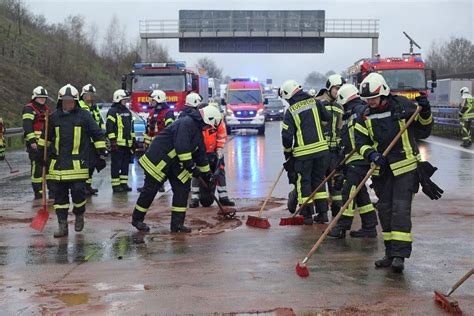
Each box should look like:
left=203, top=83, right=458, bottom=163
left=189, top=102, right=235, bottom=207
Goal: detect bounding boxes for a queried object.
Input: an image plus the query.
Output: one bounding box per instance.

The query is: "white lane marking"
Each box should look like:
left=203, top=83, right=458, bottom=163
left=421, top=139, right=474, bottom=154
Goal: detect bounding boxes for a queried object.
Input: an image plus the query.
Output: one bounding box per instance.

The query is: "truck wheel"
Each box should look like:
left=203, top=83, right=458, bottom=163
left=258, top=125, right=265, bottom=135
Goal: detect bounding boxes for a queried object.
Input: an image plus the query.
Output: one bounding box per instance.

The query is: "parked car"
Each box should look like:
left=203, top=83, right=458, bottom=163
left=264, top=98, right=285, bottom=121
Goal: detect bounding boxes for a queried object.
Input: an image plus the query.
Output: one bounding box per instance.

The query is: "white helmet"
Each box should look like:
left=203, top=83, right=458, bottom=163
left=199, top=105, right=222, bottom=128
left=460, top=87, right=470, bottom=95
left=149, top=89, right=167, bottom=103
left=32, top=86, right=48, bottom=100
left=113, top=89, right=130, bottom=103
left=359, top=73, right=390, bottom=99
left=185, top=92, right=202, bottom=107
left=337, top=84, right=360, bottom=106
left=208, top=100, right=220, bottom=110
left=58, top=84, right=79, bottom=100
left=326, top=74, right=346, bottom=90
left=279, top=80, right=301, bottom=100
left=81, top=84, right=96, bottom=96
left=308, top=89, right=317, bottom=97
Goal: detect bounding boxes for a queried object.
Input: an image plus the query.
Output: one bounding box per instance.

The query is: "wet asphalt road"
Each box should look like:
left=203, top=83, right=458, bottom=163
left=0, top=121, right=473, bottom=315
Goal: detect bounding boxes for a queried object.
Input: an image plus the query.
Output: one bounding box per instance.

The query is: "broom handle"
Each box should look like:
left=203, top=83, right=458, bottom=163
left=41, top=113, right=49, bottom=209
left=293, top=148, right=357, bottom=218
left=4, top=157, right=16, bottom=172
left=256, top=165, right=285, bottom=218
left=446, top=268, right=474, bottom=296
left=302, top=106, right=421, bottom=264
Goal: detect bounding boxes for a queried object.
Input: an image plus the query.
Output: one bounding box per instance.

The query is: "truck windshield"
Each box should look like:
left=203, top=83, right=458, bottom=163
left=377, top=69, right=426, bottom=91
left=228, top=90, right=262, bottom=104
left=132, top=74, right=185, bottom=92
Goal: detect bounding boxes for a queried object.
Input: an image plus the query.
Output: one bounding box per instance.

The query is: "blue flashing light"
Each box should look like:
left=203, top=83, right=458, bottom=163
left=250, top=77, right=258, bottom=82
left=236, top=111, right=242, bottom=115
left=249, top=111, right=255, bottom=115
left=369, top=58, right=380, bottom=64
left=414, top=57, right=423, bottom=62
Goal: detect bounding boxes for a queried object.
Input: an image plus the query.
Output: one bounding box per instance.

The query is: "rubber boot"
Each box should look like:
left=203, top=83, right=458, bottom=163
left=34, top=192, right=42, bottom=200
left=350, top=227, right=377, bottom=238
left=314, top=212, right=329, bottom=224
left=170, top=212, right=192, bottom=233
left=287, top=189, right=297, bottom=214
left=131, top=209, right=150, bottom=232
left=54, top=220, right=69, bottom=238
left=189, top=199, right=199, bottom=208
left=375, top=256, right=393, bottom=268
left=219, top=197, right=235, bottom=206
left=75, top=214, right=84, bottom=232
left=113, top=185, right=124, bottom=193
left=391, top=257, right=405, bottom=273
left=328, top=225, right=346, bottom=239
left=121, top=184, right=132, bottom=192
left=302, top=204, right=315, bottom=225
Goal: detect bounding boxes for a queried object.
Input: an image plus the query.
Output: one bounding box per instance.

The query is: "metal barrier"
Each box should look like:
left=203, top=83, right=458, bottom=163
left=431, top=105, right=461, bottom=136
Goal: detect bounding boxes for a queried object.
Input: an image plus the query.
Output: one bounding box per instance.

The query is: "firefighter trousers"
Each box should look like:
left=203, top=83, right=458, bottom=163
left=29, top=151, right=54, bottom=196
left=53, top=181, right=86, bottom=221
left=111, top=147, right=131, bottom=188
left=372, top=169, right=418, bottom=258
left=294, top=153, right=329, bottom=217
left=327, top=150, right=343, bottom=215
left=133, top=169, right=191, bottom=222
left=337, top=164, right=377, bottom=230
left=460, top=118, right=472, bottom=143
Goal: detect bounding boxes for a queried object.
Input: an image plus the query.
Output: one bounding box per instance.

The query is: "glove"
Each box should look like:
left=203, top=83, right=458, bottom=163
left=284, top=151, right=292, bottom=161
left=216, top=148, right=224, bottom=159
left=415, top=93, right=430, bottom=112
left=417, top=161, right=443, bottom=200
left=109, top=139, right=118, bottom=153
left=368, top=152, right=387, bottom=168
left=95, top=156, right=106, bottom=173
left=201, top=171, right=214, bottom=185
left=283, top=156, right=295, bottom=173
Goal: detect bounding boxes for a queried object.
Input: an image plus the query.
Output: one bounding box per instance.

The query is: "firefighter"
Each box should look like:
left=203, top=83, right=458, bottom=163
left=280, top=80, right=331, bottom=225
left=459, top=87, right=473, bottom=147
left=190, top=102, right=235, bottom=208
left=22, top=86, right=53, bottom=199
left=316, top=74, right=345, bottom=219
left=131, top=106, right=221, bottom=233
left=354, top=73, right=442, bottom=272
left=178, top=92, right=202, bottom=118
left=79, top=84, right=104, bottom=195
left=138, top=89, right=175, bottom=193
left=106, top=89, right=135, bottom=193
left=38, top=84, right=106, bottom=237
left=0, top=117, right=5, bottom=161
left=327, top=84, right=378, bottom=239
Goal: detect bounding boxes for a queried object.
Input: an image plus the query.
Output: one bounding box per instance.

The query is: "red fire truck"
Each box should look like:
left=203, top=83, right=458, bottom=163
left=122, top=62, right=208, bottom=117
left=347, top=53, right=437, bottom=100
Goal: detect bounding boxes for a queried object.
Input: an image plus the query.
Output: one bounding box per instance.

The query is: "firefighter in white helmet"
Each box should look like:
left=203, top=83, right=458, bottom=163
left=38, top=84, right=106, bottom=237
left=178, top=92, right=202, bottom=119
left=459, top=87, right=473, bottom=147
left=106, top=89, right=136, bottom=193
left=280, top=79, right=331, bottom=225
left=354, top=72, right=442, bottom=273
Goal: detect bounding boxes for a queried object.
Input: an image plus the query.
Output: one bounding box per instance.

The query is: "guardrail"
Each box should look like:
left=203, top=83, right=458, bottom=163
left=431, top=105, right=461, bottom=136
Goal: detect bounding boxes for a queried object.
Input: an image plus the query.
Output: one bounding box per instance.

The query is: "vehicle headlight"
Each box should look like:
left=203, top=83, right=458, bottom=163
left=279, top=109, right=284, bottom=113
left=226, top=109, right=234, bottom=116
left=257, top=109, right=264, bottom=116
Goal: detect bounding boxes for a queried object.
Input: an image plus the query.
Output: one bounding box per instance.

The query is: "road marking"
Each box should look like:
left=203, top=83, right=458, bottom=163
left=421, top=139, right=474, bottom=154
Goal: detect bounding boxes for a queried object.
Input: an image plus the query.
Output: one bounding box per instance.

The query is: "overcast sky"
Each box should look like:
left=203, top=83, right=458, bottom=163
left=24, top=0, right=473, bottom=86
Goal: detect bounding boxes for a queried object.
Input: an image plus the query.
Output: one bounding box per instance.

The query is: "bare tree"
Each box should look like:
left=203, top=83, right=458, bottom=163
left=426, top=37, right=474, bottom=75
left=146, top=40, right=173, bottom=62
left=195, top=57, right=223, bottom=79
left=304, top=71, right=326, bottom=88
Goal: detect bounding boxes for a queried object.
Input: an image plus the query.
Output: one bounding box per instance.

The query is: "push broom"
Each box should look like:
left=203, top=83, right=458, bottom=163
left=4, top=157, right=19, bottom=174
left=30, top=113, right=50, bottom=231
left=246, top=165, right=285, bottom=229
left=296, top=106, right=422, bottom=277
left=279, top=148, right=356, bottom=226
left=434, top=268, right=473, bottom=315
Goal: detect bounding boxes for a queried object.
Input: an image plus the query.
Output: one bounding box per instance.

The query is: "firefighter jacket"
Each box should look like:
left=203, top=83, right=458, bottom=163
left=144, top=105, right=175, bottom=145
left=138, top=109, right=210, bottom=183
left=38, top=106, right=106, bottom=182
left=22, top=101, right=51, bottom=146
left=106, top=103, right=135, bottom=148
left=354, top=94, right=433, bottom=177
left=316, top=91, right=344, bottom=150
left=282, top=91, right=331, bottom=160
left=203, top=120, right=227, bottom=153
left=460, top=94, right=474, bottom=120
left=340, top=98, right=369, bottom=166
left=79, top=100, right=105, bottom=129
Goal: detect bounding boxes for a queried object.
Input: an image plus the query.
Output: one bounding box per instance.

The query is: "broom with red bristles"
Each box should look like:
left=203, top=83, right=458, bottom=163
left=434, top=268, right=473, bottom=315
left=280, top=148, right=356, bottom=226
left=296, top=106, right=422, bottom=278
left=246, top=165, right=285, bottom=229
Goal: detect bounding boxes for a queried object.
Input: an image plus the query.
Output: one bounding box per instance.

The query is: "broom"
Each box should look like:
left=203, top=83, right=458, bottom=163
left=246, top=165, right=285, bottom=229
left=434, top=268, right=473, bottom=315
left=296, top=106, right=422, bottom=277
left=4, top=157, right=19, bottom=174
left=279, top=148, right=356, bottom=226
left=30, top=113, right=50, bottom=231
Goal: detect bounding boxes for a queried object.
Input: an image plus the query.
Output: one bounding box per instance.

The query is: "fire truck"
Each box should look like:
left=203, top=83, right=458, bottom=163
left=122, top=62, right=208, bottom=117
left=346, top=33, right=437, bottom=100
